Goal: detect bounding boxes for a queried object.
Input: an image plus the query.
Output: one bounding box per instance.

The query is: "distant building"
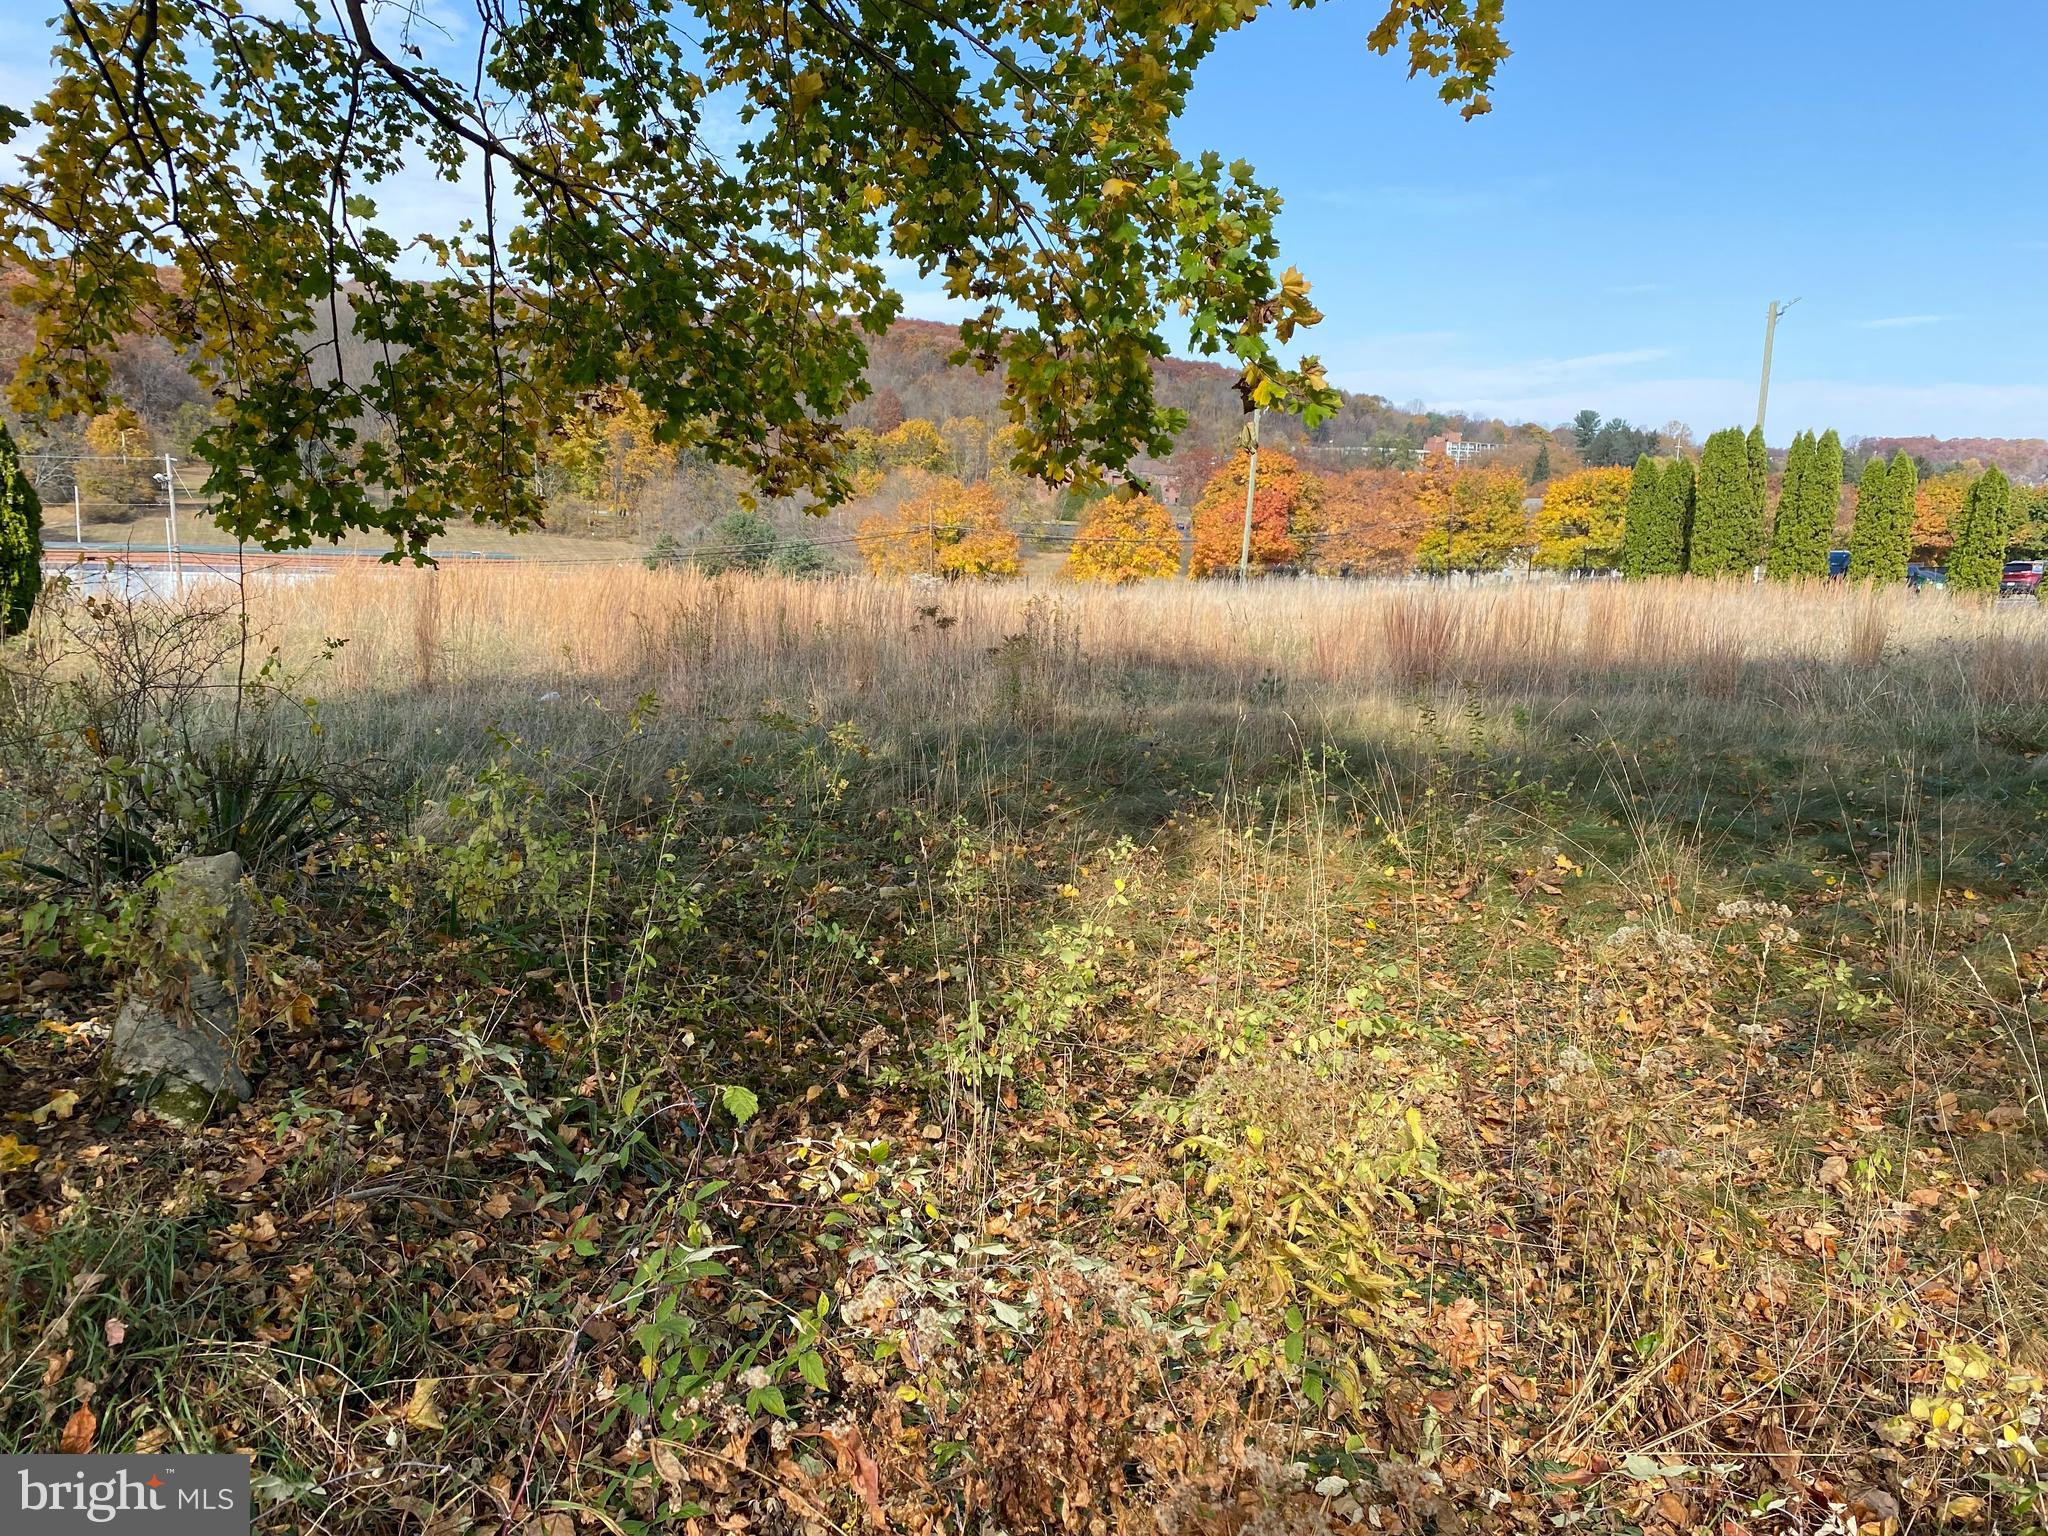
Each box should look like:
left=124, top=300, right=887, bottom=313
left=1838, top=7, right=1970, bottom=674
left=1423, top=432, right=1499, bottom=465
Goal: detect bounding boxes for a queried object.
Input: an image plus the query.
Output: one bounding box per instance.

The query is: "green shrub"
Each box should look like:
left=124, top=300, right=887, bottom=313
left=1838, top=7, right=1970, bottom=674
left=0, top=421, right=41, bottom=636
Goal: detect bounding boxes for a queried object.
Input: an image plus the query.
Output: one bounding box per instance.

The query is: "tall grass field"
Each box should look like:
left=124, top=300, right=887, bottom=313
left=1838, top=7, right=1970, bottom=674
left=3, top=567, right=2047, bottom=1536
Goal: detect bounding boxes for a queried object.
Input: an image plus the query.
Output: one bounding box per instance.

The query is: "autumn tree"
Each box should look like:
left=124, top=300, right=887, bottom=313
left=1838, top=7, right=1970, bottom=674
left=840, top=429, right=886, bottom=498
left=547, top=387, right=678, bottom=522
left=1689, top=429, right=1761, bottom=577
left=868, top=389, right=906, bottom=435
left=1532, top=466, right=1630, bottom=571
left=1947, top=467, right=2013, bottom=594
left=1414, top=462, right=1531, bottom=574
left=859, top=475, right=1019, bottom=580
left=1065, top=493, right=1180, bottom=583
left=80, top=404, right=156, bottom=509
left=1317, top=467, right=1431, bottom=575
left=1766, top=430, right=1833, bottom=580
left=880, top=419, right=950, bottom=474
left=0, top=421, right=41, bottom=635
left=1910, top=471, right=1974, bottom=564
left=1189, top=448, right=1322, bottom=578
left=0, top=0, right=1507, bottom=555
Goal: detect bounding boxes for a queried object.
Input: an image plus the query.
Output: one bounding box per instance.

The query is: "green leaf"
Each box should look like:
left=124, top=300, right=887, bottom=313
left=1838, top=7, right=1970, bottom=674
left=720, top=1085, right=760, bottom=1126
left=796, top=1351, right=828, bottom=1391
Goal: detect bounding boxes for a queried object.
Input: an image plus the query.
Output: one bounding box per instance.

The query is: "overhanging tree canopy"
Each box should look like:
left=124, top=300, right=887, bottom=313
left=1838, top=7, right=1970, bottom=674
left=0, top=0, right=1509, bottom=557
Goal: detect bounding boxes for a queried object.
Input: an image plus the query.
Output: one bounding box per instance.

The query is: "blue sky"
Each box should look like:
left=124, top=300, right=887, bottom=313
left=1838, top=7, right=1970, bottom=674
left=4, top=0, right=2042, bottom=441
left=1169, top=0, right=2048, bottom=441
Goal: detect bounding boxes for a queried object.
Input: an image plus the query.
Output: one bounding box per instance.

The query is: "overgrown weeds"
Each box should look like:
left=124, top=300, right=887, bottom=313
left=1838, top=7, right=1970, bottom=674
left=2, top=571, right=2046, bottom=1534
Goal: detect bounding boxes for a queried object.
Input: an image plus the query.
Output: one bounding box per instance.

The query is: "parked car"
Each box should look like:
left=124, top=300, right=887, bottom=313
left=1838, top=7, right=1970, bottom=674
left=1907, top=562, right=1947, bottom=591
left=2002, top=559, right=2045, bottom=595
left=1828, top=549, right=1850, bottom=579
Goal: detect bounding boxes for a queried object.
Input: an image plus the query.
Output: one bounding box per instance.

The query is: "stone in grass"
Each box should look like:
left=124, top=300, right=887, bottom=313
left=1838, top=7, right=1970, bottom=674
left=104, top=852, right=254, bottom=1127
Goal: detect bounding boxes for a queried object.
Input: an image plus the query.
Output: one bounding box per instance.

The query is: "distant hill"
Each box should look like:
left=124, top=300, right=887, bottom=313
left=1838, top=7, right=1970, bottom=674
left=1852, top=435, right=2048, bottom=484
left=852, top=318, right=1509, bottom=465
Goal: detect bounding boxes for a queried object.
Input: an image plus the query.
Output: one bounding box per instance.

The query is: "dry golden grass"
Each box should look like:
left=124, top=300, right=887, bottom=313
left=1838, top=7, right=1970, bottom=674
left=243, top=564, right=2048, bottom=726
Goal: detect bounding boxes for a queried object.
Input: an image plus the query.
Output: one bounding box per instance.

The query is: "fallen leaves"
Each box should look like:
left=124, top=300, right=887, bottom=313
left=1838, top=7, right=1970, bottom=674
left=59, top=1403, right=96, bottom=1454
left=401, top=1377, right=446, bottom=1433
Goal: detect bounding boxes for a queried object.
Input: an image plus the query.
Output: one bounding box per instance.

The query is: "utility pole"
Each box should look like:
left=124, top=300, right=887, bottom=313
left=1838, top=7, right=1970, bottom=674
left=73, top=484, right=81, bottom=545
left=163, top=452, right=181, bottom=596
left=1755, top=298, right=1800, bottom=434
left=1236, top=406, right=1264, bottom=581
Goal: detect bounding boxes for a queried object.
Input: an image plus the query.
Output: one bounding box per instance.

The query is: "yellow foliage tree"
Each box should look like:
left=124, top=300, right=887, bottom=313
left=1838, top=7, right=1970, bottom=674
left=879, top=418, right=949, bottom=473
left=859, top=475, right=1020, bottom=579
left=938, top=416, right=994, bottom=480
left=549, top=387, right=677, bottom=521
left=1065, top=493, right=1180, bottom=582
left=1912, top=470, right=1973, bottom=563
left=81, top=404, right=156, bottom=509
left=1532, top=465, right=1631, bottom=570
left=839, top=426, right=885, bottom=497
left=1414, top=461, right=1532, bottom=573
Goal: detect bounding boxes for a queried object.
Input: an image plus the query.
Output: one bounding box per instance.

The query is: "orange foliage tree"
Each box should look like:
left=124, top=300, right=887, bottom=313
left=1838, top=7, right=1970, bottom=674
left=1315, top=467, right=1429, bottom=574
left=1065, top=493, right=1181, bottom=583
left=1188, top=448, right=1322, bottom=577
left=1532, top=465, right=1631, bottom=570
left=1912, top=470, right=1974, bottom=563
left=858, top=475, right=1020, bottom=579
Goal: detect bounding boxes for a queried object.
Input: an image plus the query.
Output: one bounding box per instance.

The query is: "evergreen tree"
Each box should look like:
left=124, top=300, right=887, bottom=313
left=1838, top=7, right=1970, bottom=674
left=1885, top=451, right=1919, bottom=584
left=1765, top=431, right=1813, bottom=580
left=1847, top=458, right=1889, bottom=582
left=1848, top=454, right=1913, bottom=584
left=1813, top=429, right=1845, bottom=557
left=1621, top=453, right=1660, bottom=577
left=1948, top=466, right=2012, bottom=594
left=1655, top=456, right=1696, bottom=575
left=1746, top=424, right=1770, bottom=541
left=1530, top=443, right=1551, bottom=485
left=0, top=422, right=42, bottom=637
left=1766, top=430, right=1838, bottom=580
left=1690, top=428, right=1757, bottom=577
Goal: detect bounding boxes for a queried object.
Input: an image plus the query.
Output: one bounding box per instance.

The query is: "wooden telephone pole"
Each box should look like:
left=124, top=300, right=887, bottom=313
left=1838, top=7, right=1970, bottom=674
left=1755, top=298, right=1800, bottom=434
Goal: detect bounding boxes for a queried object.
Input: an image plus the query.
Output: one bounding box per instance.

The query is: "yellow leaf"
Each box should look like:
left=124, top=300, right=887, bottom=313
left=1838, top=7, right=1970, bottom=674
left=861, top=185, right=886, bottom=209
left=1244, top=1126, right=1264, bottom=1149
left=403, top=1377, right=447, bottom=1432
left=30, top=1090, right=79, bottom=1126
left=0, top=1134, right=39, bottom=1171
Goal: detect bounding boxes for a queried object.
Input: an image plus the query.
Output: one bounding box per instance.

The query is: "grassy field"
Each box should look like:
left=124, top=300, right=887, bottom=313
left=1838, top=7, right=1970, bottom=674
left=3, top=569, right=2047, bottom=1535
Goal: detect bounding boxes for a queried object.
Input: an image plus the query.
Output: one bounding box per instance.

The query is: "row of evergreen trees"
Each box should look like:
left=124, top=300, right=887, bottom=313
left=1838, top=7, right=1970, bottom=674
left=1619, top=423, right=2017, bottom=589
left=1619, top=424, right=1776, bottom=578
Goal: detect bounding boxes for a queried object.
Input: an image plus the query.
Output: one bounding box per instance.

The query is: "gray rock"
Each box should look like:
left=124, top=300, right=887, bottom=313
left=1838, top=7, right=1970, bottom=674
left=104, top=852, right=253, bottom=1126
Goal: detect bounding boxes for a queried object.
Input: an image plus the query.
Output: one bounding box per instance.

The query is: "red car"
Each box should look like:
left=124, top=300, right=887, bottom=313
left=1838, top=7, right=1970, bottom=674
left=2002, top=559, right=2044, bottom=595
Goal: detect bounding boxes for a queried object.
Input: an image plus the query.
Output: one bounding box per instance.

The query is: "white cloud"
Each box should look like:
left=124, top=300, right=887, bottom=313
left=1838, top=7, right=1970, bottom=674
left=1858, top=314, right=1943, bottom=329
